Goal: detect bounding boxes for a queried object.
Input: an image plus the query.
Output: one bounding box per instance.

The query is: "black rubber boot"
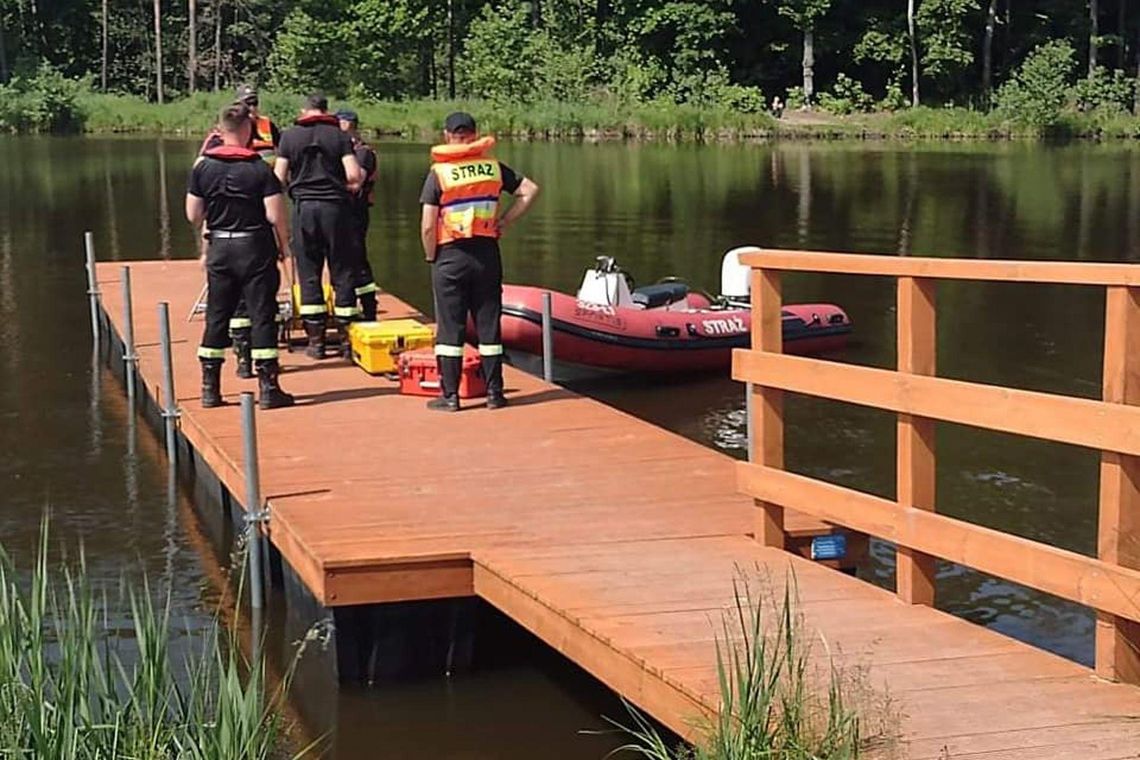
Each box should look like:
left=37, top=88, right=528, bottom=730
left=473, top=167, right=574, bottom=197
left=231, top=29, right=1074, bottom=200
left=486, top=390, right=508, bottom=409
left=336, top=320, right=353, bottom=360
left=427, top=394, right=460, bottom=412
left=232, top=328, right=254, bottom=379
left=360, top=293, right=378, bottom=322
left=257, top=360, right=295, bottom=410
left=201, top=360, right=224, bottom=408
left=303, top=320, right=325, bottom=360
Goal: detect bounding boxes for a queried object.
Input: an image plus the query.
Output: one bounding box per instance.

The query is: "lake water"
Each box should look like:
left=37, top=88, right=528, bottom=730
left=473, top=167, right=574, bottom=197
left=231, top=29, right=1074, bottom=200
left=3, top=135, right=1136, bottom=756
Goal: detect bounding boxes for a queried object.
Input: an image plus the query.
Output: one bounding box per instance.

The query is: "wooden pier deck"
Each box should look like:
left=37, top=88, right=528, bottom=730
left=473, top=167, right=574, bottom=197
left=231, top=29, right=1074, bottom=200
left=98, top=260, right=1140, bottom=759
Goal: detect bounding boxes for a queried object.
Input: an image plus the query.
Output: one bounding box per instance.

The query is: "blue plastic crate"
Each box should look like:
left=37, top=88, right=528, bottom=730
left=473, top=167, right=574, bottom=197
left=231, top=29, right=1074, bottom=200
left=810, top=534, right=847, bottom=561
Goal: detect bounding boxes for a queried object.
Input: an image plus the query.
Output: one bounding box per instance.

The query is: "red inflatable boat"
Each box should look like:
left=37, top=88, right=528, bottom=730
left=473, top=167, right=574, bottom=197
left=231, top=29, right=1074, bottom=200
left=498, top=254, right=852, bottom=374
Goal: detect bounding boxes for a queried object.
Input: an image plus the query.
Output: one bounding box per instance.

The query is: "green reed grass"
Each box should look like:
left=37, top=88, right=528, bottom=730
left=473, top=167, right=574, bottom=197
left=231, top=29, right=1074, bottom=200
left=0, top=526, right=319, bottom=759
left=609, top=571, right=886, bottom=760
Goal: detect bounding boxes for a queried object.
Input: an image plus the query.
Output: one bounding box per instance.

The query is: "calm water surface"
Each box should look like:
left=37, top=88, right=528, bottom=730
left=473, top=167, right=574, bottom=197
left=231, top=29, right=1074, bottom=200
left=2, top=135, right=1136, bottom=755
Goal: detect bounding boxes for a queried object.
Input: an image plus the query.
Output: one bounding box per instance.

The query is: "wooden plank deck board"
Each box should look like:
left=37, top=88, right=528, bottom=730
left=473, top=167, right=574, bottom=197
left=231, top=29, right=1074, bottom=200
left=97, top=260, right=1140, bottom=758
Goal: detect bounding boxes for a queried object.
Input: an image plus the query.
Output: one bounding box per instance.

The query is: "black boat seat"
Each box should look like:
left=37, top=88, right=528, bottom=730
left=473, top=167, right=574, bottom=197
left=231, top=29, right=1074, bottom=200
left=632, top=282, right=689, bottom=309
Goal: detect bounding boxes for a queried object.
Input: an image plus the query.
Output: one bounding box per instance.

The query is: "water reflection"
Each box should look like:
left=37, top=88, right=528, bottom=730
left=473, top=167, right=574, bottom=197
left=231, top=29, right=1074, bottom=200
left=6, top=136, right=1140, bottom=753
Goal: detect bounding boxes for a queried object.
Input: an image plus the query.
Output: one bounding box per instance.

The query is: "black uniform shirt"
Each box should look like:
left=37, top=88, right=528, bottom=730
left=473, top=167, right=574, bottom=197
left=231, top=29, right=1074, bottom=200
left=354, top=139, right=378, bottom=208
left=419, top=161, right=523, bottom=255
left=187, top=155, right=282, bottom=232
left=277, top=120, right=354, bottom=202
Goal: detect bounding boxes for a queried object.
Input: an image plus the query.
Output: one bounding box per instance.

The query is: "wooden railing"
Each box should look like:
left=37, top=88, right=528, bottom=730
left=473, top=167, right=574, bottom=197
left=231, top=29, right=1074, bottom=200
left=732, top=247, right=1140, bottom=684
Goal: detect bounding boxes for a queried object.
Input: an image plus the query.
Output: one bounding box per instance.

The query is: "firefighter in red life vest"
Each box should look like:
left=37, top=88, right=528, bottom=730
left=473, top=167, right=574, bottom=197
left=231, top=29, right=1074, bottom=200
left=186, top=102, right=294, bottom=410
left=275, top=93, right=363, bottom=359
left=336, top=108, right=380, bottom=321
left=197, top=86, right=282, bottom=378
left=420, top=112, right=540, bottom=411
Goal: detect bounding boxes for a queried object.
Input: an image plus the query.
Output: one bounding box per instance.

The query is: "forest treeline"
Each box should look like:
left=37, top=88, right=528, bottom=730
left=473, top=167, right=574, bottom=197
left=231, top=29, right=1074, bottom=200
left=0, top=0, right=1138, bottom=137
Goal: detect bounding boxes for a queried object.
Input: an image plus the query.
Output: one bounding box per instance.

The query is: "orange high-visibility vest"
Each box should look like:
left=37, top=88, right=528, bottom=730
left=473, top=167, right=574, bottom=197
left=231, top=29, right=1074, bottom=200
left=429, top=136, right=502, bottom=245
left=250, top=115, right=275, bottom=155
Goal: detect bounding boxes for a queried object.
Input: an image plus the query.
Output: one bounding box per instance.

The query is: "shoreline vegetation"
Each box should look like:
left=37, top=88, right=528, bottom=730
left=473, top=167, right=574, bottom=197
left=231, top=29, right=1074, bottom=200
left=7, top=0, right=1140, bottom=144
left=0, top=527, right=320, bottom=759
left=65, top=91, right=1140, bottom=143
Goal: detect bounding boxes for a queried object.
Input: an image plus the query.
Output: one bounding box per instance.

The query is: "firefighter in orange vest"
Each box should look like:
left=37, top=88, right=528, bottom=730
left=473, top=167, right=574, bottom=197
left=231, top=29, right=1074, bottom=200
left=420, top=112, right=540, bottom=411
left=234, top=84, right=281, bottom=164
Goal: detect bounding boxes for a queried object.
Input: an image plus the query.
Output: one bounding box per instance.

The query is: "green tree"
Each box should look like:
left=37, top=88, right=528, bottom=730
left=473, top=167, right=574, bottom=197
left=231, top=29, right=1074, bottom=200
left=916, top=0, right=978, bottom=103
left=777, top=0, right=832, bottom=105
left=268, top=8, right=352, bottom=95
left=350, top=0, right=434, bottom=99
left=635, top=1, right=736, bottom=105
left=995, top=39, right=1078, bottom=131
left=854, top=13, right=909, bottom=102
left=459, top=0, right=539, bottom=102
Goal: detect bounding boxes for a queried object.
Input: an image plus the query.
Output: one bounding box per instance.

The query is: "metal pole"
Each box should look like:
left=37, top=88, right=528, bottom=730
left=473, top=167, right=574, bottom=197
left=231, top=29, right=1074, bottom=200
left=85, top=232, right=100, bottom=345
left=120, top=266, right=137, bottom=404
left=157, top=302, right=179, bottom=462
left=241, top=392, right=265, bottom=611
left=541, top=291, right=554, bottom=383
left=746, top=382, right=755, bottom=462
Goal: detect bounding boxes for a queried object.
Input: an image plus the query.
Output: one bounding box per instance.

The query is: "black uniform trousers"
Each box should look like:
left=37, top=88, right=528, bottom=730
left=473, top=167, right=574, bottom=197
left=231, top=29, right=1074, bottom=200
left=291, top=199, right=357, bottom=324
left=432, top=244, right=503, bottom=395
left=199, top=234, right=278, bottom=363
left=349, top=202, right=378, bottom=308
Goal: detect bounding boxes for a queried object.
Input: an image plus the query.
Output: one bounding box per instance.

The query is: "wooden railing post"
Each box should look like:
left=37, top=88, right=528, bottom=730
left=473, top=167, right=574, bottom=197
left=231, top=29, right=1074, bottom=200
left=751, top=267, right=785, bottom=548
left=1096, top=285, right=1140, bottom=683
left=896, top=276, right=937, bottom=605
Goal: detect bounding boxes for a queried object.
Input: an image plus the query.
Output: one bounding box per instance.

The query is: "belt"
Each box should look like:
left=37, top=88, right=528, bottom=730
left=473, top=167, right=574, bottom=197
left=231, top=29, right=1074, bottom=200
left=207, top=230, right=266, bottom=240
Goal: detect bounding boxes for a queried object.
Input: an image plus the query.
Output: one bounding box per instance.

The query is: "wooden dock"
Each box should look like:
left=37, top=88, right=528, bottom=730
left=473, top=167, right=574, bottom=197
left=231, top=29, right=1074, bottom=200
left=98, top=259, right=1140, bottom=759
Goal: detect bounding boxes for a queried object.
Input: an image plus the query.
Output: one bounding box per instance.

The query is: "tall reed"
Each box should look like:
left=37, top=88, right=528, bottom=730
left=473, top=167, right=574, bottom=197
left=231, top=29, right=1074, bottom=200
left=0, top=526, right=319, bottom=759
left=610, top=570, right=884, bottom=760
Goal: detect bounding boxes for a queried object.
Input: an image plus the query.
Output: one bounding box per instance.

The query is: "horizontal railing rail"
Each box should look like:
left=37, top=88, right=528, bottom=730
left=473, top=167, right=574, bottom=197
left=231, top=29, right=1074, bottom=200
left=731, top=246, right=1140, bottom=685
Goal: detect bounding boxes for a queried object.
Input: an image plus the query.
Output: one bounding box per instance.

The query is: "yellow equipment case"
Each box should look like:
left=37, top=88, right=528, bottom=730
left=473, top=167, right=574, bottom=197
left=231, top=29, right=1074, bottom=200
left=348, top=319, right=435, bottom=374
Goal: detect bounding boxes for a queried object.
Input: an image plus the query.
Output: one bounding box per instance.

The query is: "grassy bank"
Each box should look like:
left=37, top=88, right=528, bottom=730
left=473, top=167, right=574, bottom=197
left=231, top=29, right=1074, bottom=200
left=76, top=92, right=1140, bottom=142
left=80, top=91, right=780, bottom=141
left=0, top=528, right=317, bottom=759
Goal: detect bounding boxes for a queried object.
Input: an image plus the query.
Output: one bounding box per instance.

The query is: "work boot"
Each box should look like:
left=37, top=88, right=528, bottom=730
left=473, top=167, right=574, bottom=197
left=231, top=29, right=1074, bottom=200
left=427, top=394, right=460, bottom=412
left=360, top=293, right=378, bottom=322
left=303, top=320, right=325, bottom=360
left=256, top=360, right=295, bottom=410
left=486, top=390, right=508, bottom=410
left=232, top=329, right=254, bottom=379
left=336, top=321, right=353, bottom=360
left=201, top=360, right=224, bottom=408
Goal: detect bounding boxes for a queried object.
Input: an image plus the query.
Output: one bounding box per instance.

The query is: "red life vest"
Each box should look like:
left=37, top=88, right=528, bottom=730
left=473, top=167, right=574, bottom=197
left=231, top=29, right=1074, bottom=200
left=295, top=114, right=340, bottom=127
left=429, top=137, right=502, bottom=245
left=203, top=145, right=260, bottom=161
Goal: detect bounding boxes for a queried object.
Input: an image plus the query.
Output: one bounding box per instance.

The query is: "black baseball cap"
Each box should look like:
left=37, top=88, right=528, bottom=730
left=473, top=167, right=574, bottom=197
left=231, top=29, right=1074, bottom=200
left=444, top=111, right=476, bottom=133
left=335, top=109, right=359, bottom=123
left=235, top=84, right=258, bottom=105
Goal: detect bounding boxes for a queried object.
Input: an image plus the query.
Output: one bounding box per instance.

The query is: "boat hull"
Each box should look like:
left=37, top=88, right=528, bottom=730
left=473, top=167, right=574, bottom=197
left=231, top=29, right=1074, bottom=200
left=497, top=285, right=851, bottom=373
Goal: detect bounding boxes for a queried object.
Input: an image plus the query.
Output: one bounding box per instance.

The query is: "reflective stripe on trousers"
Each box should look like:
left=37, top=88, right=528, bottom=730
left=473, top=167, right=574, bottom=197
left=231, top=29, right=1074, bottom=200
left=198, top=346, right=227, bottom=360
left=434, top=344, right=464, bottom=357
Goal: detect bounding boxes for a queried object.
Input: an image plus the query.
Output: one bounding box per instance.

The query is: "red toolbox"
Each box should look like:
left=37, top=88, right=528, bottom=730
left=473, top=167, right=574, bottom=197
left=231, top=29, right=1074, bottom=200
left=398, top=347, right=487, bottom=399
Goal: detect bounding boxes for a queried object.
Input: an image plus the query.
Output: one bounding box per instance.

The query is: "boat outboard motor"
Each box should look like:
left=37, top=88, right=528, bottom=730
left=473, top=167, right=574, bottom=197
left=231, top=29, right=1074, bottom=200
left=577, top=256, right=635, bottom=307
left=721, top=248, right=753, bottom=306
